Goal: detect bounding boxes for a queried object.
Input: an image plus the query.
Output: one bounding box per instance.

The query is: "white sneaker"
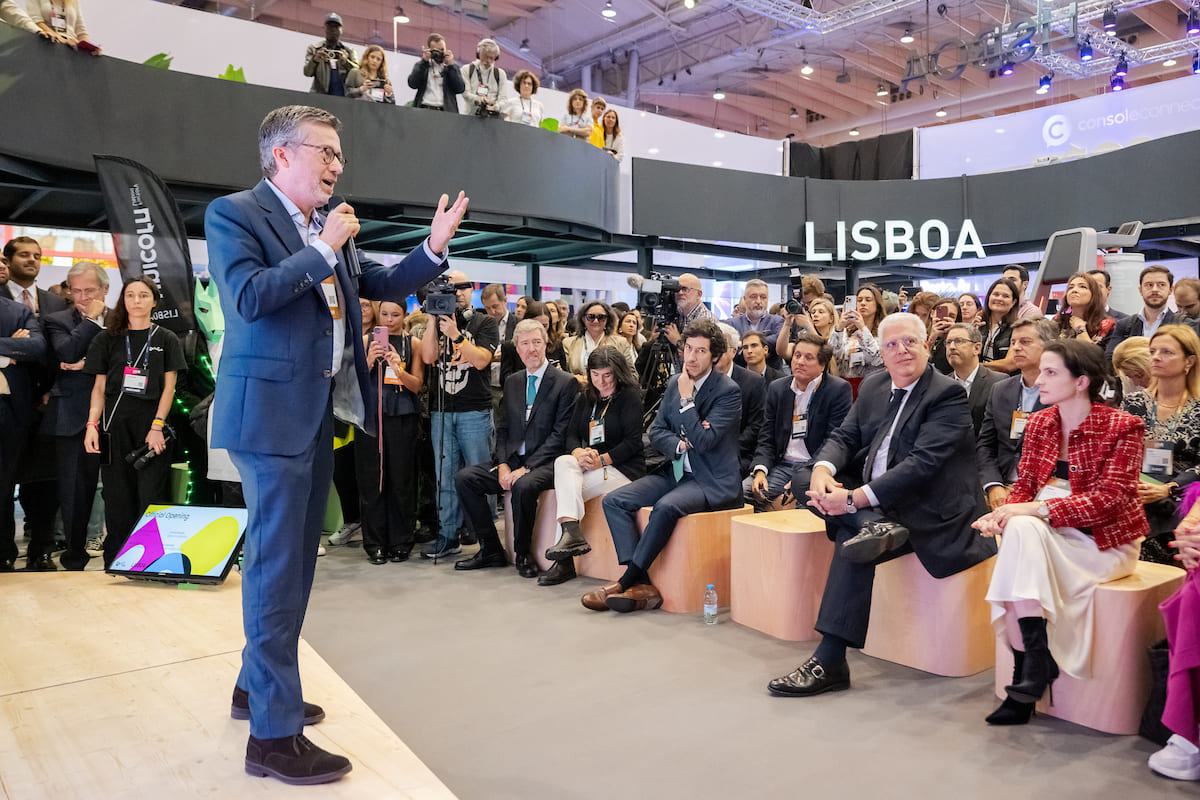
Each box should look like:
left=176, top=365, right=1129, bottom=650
left=329, top=522, right=362, bottom=546
left=1149, top=734, right=1200, bottom=780
left=85, top=535, right=105, bottom=557
left=317, top=544, right=327, bottom=557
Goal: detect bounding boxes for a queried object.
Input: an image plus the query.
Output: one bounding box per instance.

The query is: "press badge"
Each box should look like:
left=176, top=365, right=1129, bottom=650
left=1010, top=410, right=1031, bottom=440
left=1142, top=439, right=1174, bottom=478
left=384, top=362, right=404, bottom=386
left=122, top=366, right=149, bottom=396
left=849, top=341, right=864, bottom=368
left=50, top=12, right=66, bottom=32
left=589, top=420, right=605, bottom=445
left=369, top=87, right=384, bottom=102
left=1035, top=477, right=1071, bottom=501
left=791, top=412, right=808, bottom=439
left=321, top=277, right=342, bottom=320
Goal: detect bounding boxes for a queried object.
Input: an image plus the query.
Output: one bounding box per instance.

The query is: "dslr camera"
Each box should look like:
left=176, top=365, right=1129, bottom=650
left=635, top=273, right=682, bottom=330
left=430, top=49, right=445, bottom=64
left=785, top=267, right=807, bottom=315
left=422, top=275, right=472, bottom=317
left=474, top=102, right=500, bottom=118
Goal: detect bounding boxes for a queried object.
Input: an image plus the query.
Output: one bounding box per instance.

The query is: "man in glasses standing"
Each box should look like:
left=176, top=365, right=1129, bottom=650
left=766, top=312, right=994, bottom=698
left=205, top=105, right=468, bottom=785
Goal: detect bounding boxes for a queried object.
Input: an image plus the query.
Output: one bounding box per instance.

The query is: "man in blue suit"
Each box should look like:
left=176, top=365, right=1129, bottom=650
left=205, top=105, right=467, bottom=785
left=586, top=318, right=742, bottom=613
left=0, top=296, right=46, bottom=572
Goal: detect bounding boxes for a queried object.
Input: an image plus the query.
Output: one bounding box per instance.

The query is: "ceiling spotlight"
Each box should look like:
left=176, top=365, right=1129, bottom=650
left=1188, top=7, right=1200, bottom=35
left=712, top=88, right=725, bottom=100
left=900, top=27, right=915, bottom=44
left=519, top=38, right=530, bottom=53
left=876, top=82, right=888, bottom=96
left=935, top=107, right=947, bottom=117
left=1079, top=38, right=1093, bottom=61
left=1110, top=73, right=1125, bottom=91
left=1000, top=60, right=1015, bottom=76
left=1163, top=58, right=1177, bottom=67
left=1036, top=74, right=1051, bottom=94
left=684, top=0, right=695, bottom=7
left=602, top=0, right=616, bottom=18
left=1102, top=6, right=1117, bottom=30
left=1114, top=55, right=1128, bottom=76
left=800, top=59, right=813, bottom=75
left=789, top=106, right=799, bottom=119
left=848, top=128, right=860, bottom=136
left=393, top=5, right=409, bottom=23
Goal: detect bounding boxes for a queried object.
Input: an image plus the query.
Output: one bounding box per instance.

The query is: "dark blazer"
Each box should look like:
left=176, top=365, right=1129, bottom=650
left=41, top=307, right=106, bottom=436
left=564, top=385, right=645, bottom=481
left=753, top=373, right=852, bottom=473
left=963, top=365, right=1001, bottom=437
left=729, top=364, right=766, bottom=475
left=1106, top=310, right=1200, bottom=358
left=495, top=362, right=578, bottom=471
left=0, top=283, right=11, bottom=300
left=503, top=313, right=518, bottom=342
left=649, top=370, right=742, bottom=508
left=0, top=297, right=47, bottom=427
left=204, top=179, right=443, bottom=455
left=976, top=373, right=1048, bottom=490
left=407, top=59, right=465, bottom=110
left=4, top=284, right=67, bottom=318
left=813, top=365, right=996, bottom=578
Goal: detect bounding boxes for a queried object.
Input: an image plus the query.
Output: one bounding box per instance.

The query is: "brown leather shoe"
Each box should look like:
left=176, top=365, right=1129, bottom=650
left=606, top=584, right=663, bottom=613
left=581, top=581, right=622, bottom=611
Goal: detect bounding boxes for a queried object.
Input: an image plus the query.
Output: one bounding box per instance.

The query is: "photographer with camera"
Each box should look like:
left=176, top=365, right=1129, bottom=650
left=303, top=13, right=358, bottom=97
left=346, top=45, right=395, bottom=104
left=461, top=38, right=506, bottom=117
left=419, top=270, right=499, bottom=559
left=408, top=32, right=464, bottom=112
left=82, top=277, right=186, bottom=568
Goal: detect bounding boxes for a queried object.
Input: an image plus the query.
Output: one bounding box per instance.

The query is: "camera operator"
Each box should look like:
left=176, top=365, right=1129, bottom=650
left=662, top=273, right=716, bottom=358
left=408, top=33, right=465, bottom=112
left=461, top=38, right=506, bottom=117
left=419, top=270, right=498, bottom=559
left=303, top=13, right=358, bottom=97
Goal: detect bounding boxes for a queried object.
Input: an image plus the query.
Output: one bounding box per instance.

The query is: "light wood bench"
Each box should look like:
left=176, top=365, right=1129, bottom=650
left=730, top=509, right=833, bottom=641
left=861, top=552, right=997, bottom=677
left=993, top=560, right=1185, bottom=734
left=638, top=505, right=752, bottom=613
left=500, top=489, right=562, bottom=572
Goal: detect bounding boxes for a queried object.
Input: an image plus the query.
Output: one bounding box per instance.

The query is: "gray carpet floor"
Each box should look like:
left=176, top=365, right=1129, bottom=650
left=303, top=535, right=1193, bottom=800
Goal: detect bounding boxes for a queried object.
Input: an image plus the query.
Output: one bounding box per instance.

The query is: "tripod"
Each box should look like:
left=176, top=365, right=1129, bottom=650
left=638, top=326, right=678, bottom=430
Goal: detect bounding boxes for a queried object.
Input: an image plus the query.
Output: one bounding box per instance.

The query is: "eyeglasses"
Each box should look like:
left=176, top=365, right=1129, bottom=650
left=882, top=336, right=923, bottom=353
left=291, top=142, right=347, bottom=167
left=70, top=287, right=101, bottom=297
left=945, top=337, right=973, bottom=348
left=585, top=313, right=607, bottom=322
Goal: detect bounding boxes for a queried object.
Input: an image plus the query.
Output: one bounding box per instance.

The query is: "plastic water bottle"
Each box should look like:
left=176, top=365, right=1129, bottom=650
left=703, top=584, right=718, bottom=625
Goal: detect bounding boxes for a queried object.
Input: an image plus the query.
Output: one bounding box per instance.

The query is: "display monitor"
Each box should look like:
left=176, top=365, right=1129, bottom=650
left=1034, top=227, right=1100, bottom=286
left=106, top=505, right=247, bottom=585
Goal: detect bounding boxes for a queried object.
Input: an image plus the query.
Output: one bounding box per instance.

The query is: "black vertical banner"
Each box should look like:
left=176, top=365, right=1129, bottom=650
left=94, top=155, right=196, bottom=335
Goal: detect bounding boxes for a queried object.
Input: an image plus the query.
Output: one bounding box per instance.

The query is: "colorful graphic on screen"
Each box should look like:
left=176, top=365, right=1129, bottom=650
left=110, top=506, right=247, bottom=577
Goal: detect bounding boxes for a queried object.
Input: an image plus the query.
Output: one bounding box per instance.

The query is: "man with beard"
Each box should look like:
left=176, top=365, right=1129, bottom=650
left=1107, top=265, right=1196, bottom=358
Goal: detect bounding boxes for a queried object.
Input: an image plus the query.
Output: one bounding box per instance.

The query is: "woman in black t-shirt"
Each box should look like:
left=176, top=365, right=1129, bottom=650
left=83, top=277, right=186, bottom=567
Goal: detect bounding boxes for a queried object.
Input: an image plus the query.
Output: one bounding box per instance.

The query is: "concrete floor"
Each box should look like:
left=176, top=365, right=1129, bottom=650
left=302, top=538, right=1193, bottom=800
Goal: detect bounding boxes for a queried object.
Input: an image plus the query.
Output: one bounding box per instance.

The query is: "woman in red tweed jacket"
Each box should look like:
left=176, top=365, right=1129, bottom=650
left=973, top=339, right=1147, bottom=725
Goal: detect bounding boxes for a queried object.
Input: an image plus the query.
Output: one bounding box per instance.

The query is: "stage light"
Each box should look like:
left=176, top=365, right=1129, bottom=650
left=1079, top=38, right=1093, bottom=61
left=789, top=107, right=799, bottom=119
left=1194, top=52, right=1200, bottom=73
left=800, top=59, right=813, bottom=75
left=1000, top=61, right=1015, bottom=76
left=1036, top=74, right=1051, bottom=94
left=1110, top=73, right=1125, bottom=91
left=712, top=88, right=725, bottom=100
left=393, top=6, right=409, bottom=23
left=1102, top=6, right=1117, bottom=30
left=1188, top=7, right=1199, bottom=35
left=935, top=107, right=947, bottom=117
left=848, top=127, right=860, bottom=136
left=1163, top=58, right=1177, bottom=67
left=876, top=83, right=888, bottom=96
left=1114, top=55, right=1128, bottom=76
left=602, top=1, right=616, bottom=18
left=900, top=27, right=915, bottom=44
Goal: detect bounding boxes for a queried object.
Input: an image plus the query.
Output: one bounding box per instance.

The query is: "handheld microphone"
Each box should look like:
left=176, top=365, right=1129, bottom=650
left=328, top=196, right=362, bottom=281
left=626, top=274, right=644, bottom=290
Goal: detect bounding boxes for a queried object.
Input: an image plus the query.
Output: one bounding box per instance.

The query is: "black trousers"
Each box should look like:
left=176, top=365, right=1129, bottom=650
left=55, top=432, right=101, bottom=568
left=455, top=462, right=554, bottom=555
left=332, top=438, right=361, bottom=526
left=0, top=409, right=25, bottom=562
left=101, top=409, right=173, bottom=568
left=354, top=414, right=419, bottom=554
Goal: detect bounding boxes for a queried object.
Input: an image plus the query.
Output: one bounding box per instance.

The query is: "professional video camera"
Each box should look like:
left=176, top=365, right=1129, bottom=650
left=785, top=268, right=806, bottom=315
left=627, top=273, right=681, bottom=330
left=422, top=275, right=472, bottom=316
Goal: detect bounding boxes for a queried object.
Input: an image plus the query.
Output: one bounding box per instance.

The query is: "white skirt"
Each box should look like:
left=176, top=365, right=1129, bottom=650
left=985, top=516, right=1140, bottom=679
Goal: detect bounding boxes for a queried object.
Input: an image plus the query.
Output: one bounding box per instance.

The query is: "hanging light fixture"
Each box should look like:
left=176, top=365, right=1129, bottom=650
left=1102, top=6, right=1117, bottom=31
left=1114, top=55, right=1128, bottom=76
left=1188, top=7, right=1200, bottom=35
left=1163, top=58, right=1177, bottom=67
left=935, top=107, right=947, bottom=117
left=684, top=0, right=696, bottom=8
left=393, top=5, right=409, bottom=23
left=900, top=27, right=915, bottom=44
left=999, top=60, right=1015, bottom=76
left=800, top=59, right=813, bottom=75
left=602, top=0, right=616, bottom=18
left=712, top=87, right=725, bottom=100
left=1110, top=72, right=1125, bottom=91
left=876, top=82, right=888, bottom=96
left=1036, top=74, right=1051, bottom=94
left=848, top=127, right=860, bottom=136
left=519, top=38, right=531, bottom=52
left=789, top=107, right=799, bottom=118
left=1079, top=38, right=1093, bottom=61
left=1193, top=52, right=1200, bottom=73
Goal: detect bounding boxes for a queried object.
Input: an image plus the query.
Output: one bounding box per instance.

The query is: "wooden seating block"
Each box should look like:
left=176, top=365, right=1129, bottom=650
left=501, top=489, right=562, bottom=571
left=993, top=560, right=1185, bottom=734
left=730, top=509, right=833, bottom=641
left=574, top=496, right=622, bottom=581
left=638, top=505, right=752, bottom=614
left=862, top=552, right=997, bottom=677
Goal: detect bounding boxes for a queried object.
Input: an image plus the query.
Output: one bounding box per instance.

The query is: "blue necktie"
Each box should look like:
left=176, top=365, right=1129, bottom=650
left=527, top=374, right=537, bottom=406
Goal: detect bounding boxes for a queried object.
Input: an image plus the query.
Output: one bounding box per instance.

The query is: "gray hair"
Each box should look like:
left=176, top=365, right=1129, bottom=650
left=948, top=322, right=982, bottom=344
left=476, top=38, right=500, bottom=58
left=718, top=321, right=740, bottom=352
left=65, top=261, right=110, bottom=290
left=258, top=105, right=341, bottom=178
left=513, top=318, right=547, bottom=344
left=1011, top=315, right=1057, bottom=345
left=878, top=312, right=925, bottom=342
left=744, top=278, right=769, bottom=294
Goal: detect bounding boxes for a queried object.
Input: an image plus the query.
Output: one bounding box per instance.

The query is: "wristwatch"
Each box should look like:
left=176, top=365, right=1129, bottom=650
left=454, top=333, right=466, bottom=344
left=845, top=492, right=857, bottom=513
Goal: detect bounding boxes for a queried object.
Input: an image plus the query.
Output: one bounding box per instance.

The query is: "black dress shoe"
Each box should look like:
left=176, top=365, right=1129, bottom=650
left=366, top=550, right=388, bottom=565
left=245, top=733, right=350, bottom=785
left=0, top=558, right=14, bottom=572
left=456, top=524, right=477, bottom=546
left=537, top=559, right=576, bottom=586
left=26, top=553, right=58, bottom=572
left=767, top=656, right=851, bottom=697
left=454, top=550, right=507, bottom=570
left=231, top=686, right=325, bottom=725
left=841, top=520, right=910, bottom=564
left=388, top=547, right=411, bottom=563
left=60, top=551, right=90, bottom=571
left=515, top=553, right=538, bottom=579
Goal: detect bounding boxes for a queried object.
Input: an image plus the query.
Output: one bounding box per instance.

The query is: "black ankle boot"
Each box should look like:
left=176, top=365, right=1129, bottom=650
left=1005, top=617, right=1059, bottom=704
left=986, top=650, right=1034, bottom=725
left=545, top=520, right=591, bottom=560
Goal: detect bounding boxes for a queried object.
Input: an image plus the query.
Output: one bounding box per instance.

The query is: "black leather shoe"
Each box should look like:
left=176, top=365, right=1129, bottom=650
left=388, top=547, right=411, bottom=563
left=0, top=558, right=14, bottom=572
left=454, top=550, right=507, bottom=570
left=366, top=550, right=388, bottom=565
left=841, top=520, right=910, bottom=564
left=231, top=686, right=325, bottom=726
left=515, top=553, right=538, bottom=579
left=767, top=656, right=851, bottom=697
left=245, top=733, right=350, bottom=785
left=26, top=553, right=58, bottom=571
left=537, top=559, right=576, bottom=586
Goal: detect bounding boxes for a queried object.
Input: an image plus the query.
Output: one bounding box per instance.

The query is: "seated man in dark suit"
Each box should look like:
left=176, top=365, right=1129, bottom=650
left=768, top=312, right=997, bottom=696
left=943, top=323, right=999, bottom=436
left=455, top=319, right=579, bottom=578
left=717, top=322, right=765, bottom=476
left=586, top=318, right=742, bottom=613
left=977, top=316, right=1056, bottom=511
left=0, top=295, right=46, bottom=572
left=1106, top=264, right=1199, bottom=357
left=748, top=333, right=852, bottom=512
left=740, top=330, right=783, bottom=384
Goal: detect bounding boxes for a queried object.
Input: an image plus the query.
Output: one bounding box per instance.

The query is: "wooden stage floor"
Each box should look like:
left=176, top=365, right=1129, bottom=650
left=0, top=571, right=455, bottom=799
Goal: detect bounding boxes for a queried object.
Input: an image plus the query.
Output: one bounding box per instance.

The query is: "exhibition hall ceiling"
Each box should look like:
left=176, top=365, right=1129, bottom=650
left=176, top=0, right=1200, bottom=144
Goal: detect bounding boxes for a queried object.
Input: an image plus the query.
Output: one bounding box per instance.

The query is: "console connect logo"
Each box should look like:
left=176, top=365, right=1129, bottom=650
left=1042, top=114, right=1070, bottom=147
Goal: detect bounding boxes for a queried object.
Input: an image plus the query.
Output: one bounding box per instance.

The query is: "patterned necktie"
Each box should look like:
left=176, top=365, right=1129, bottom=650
left=22, top=289, right=34, bottom=311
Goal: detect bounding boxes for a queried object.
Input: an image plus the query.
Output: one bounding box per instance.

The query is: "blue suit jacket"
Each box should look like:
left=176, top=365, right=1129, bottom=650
left=976, top=373, right=1048, bottom=489
left=0, top=297, right=47, bottom=428
left=204, top=180, right=444, bottom=456
left=649, top=370, right=743, bottom=508
left=753, top=373, right=853, bottom=472
left=41, top=307, right=105, bottom=436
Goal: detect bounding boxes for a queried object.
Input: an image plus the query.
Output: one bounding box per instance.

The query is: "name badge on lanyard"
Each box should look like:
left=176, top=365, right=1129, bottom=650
left=589, top=420, right=605, bottom=445
left=1142, top=438, right=1174, bottom=478
left=51, top=11, right=67, bottom=32
left=123, top=366, right=149, bottom=396
left=791, top=412, right=808, bottom=439
left=1010, top=410, right=1031, bottom=440
left=848, top=338, right=864, bottom=368
left=322, top=277, right=342, bottom=320
left=384, top=362, right=405, bottom=386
